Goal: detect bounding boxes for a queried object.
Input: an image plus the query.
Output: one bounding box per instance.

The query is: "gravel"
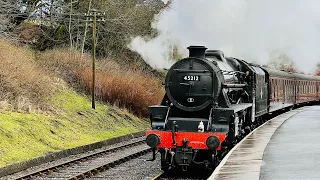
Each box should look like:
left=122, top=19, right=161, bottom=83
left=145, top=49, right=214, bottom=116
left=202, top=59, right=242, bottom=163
left=88, top=152, right=162, bottom=180
left=34, top=144, right=150, bottom=179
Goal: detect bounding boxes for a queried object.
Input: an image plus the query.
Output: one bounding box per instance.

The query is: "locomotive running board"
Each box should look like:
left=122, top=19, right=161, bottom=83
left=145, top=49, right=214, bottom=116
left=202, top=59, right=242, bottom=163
left=228, top=103, right=252, bottom=113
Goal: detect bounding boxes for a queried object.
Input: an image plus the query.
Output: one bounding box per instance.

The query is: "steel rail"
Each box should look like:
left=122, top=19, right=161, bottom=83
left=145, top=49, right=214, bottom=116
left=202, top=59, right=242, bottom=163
left=15, top=138, right=146, bottom=180
left=151, top=172, right=164, bottom=180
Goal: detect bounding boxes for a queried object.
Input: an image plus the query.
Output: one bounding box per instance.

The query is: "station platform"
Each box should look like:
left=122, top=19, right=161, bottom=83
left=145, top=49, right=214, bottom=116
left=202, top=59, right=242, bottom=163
left=208, top=106, right=320, bottom=180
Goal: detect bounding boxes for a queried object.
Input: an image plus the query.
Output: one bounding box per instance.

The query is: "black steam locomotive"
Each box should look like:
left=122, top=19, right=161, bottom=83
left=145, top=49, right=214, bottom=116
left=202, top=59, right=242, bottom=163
left=146, top=46, right=320, bottom=171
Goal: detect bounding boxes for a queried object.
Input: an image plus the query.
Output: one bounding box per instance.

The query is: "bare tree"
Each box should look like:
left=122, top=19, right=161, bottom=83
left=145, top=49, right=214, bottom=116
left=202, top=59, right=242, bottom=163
left=269, top=50, right=295, bottom=71
left=0, top=0, right=24, bottom=37
left=0, top=0, right=167, bottom=59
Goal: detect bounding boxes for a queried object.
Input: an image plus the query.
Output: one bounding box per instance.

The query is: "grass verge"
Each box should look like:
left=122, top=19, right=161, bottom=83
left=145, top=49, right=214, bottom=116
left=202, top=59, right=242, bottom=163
left=0, top=89, right=149, bottom=167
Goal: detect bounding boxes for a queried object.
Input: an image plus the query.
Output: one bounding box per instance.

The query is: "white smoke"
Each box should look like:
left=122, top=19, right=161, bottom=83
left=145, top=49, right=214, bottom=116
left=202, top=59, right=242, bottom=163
left=129, top=0, right=320, bottom=72
left=128, top=35, right=175, bottom=69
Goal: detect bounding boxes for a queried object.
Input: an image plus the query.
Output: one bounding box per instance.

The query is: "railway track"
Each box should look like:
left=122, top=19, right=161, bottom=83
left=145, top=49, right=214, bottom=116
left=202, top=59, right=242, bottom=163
left=12, top=137, right=152, bottom=180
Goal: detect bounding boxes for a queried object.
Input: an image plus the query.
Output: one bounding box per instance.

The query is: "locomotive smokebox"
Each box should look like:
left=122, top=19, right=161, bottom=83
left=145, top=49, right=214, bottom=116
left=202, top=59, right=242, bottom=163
left=187, top=46, right=207, bottom=58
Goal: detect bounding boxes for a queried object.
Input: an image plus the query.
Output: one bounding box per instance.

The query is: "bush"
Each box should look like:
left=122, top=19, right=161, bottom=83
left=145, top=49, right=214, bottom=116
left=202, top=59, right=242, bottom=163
left=0, top=39, right=53, bottom=111
left=79, top=68, right=164, bottom=117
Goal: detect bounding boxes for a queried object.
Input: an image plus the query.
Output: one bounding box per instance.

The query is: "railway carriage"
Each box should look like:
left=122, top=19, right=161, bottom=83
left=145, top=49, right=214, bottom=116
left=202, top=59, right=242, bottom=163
left=145, top=46, right=320, bottom=172
left=265, top=69, right=296, bottom=112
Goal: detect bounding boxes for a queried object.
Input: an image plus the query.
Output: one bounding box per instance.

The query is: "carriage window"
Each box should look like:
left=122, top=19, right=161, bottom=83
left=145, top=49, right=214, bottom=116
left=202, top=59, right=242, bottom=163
left=313, top=82, right=315, bottom=93
left=306, top=81, right=307, bottom=93
left=305, top=81, right=307, bottom=93
left=280, top=79, right=282, bottom=95
left=272, top=79, right=275, bottom=99
left=276, top=79, right=279, bottom=98
left=299, top=81, right=301, bottom=94
left=313, top=82, right=314, bottom=93
left=310, top=82, right=312, bottom=93
left=308, top=82, right=311, bottom=93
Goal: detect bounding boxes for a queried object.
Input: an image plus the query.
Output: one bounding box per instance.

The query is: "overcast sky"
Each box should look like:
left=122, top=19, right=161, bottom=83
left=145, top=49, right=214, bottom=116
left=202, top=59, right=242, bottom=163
left=129, top=0, right=320, bottom=72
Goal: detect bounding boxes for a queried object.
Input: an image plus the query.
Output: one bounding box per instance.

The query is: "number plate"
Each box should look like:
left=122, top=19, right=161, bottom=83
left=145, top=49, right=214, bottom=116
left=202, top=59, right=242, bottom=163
left=182, top=75, right=200, bottom=81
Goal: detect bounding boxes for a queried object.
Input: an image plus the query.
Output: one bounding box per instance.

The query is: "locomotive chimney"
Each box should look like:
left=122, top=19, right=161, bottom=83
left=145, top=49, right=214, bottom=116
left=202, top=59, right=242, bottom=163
left=187, top=46, right=207, bottom=58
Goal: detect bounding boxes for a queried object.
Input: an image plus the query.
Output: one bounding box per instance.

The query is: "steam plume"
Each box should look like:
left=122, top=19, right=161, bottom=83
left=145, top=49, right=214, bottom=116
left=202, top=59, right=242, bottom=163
left=129, top=0, right=320, bottom=72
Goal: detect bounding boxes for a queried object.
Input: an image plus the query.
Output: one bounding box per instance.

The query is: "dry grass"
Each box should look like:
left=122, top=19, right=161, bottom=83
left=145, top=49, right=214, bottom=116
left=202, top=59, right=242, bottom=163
left=36, top=49, right=91, bottom=84
left=0, top=39, right=53, bottom=112
left=80, top=68, right=164, bottom=117
left=38, top=49, right=164, bottom=117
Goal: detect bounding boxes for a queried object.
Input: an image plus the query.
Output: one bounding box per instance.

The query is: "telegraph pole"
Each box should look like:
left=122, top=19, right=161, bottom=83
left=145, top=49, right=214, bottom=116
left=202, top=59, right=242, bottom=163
left=92, top=11, right=96, bottom=109
left=86, top=10, right=105, bottom=109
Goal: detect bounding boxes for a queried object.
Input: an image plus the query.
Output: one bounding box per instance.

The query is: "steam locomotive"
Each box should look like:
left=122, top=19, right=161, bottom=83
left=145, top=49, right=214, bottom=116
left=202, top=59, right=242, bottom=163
left=146, top=46, right=320, bottom=171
